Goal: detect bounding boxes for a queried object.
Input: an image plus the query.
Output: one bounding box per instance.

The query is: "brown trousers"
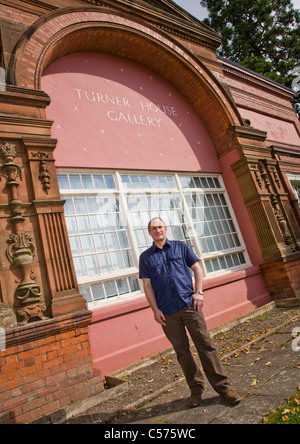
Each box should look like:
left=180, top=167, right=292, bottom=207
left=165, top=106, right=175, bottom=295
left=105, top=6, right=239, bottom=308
left=163, top=305, right=231, bottom=396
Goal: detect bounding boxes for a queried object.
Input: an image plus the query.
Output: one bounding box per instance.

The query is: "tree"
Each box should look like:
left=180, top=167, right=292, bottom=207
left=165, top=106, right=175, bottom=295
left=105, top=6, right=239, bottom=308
left=202, top=0, right=300, bottom=87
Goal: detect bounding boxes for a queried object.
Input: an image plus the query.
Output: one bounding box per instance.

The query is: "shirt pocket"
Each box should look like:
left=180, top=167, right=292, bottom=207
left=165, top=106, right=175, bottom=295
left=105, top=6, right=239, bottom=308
left=169, top=255, right=185, bottom=271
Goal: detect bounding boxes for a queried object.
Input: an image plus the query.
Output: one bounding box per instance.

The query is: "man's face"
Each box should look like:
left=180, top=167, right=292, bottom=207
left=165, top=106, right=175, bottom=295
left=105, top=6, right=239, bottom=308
left=148, top=219, right=167, bottom=243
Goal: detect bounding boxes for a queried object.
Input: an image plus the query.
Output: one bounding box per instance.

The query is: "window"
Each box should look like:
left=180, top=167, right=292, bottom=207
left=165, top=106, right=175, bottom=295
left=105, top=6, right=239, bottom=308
left=287, top=174, right=300, bottom=207
left=58, top=171, right=250, bottom=306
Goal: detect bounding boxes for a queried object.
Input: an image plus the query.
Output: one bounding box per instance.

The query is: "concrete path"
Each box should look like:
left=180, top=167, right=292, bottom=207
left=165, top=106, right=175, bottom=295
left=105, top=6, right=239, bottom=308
left=111, top=319, right=300, bottom=425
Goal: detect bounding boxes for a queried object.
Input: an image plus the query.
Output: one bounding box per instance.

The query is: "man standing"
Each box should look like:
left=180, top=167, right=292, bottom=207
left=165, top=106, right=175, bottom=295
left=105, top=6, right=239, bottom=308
left=139, top=217, right=241, bottom=408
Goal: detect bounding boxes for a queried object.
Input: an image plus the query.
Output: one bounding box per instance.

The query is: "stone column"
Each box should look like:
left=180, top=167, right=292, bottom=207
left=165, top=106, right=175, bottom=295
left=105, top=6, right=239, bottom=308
left=0, top=86, right=87, bottom=323
left=232, top=126, right=300, bottom=303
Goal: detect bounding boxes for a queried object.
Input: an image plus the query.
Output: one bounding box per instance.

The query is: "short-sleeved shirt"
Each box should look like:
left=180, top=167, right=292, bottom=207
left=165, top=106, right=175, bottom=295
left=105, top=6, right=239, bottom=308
left=139, top=239, right=199, bottom=315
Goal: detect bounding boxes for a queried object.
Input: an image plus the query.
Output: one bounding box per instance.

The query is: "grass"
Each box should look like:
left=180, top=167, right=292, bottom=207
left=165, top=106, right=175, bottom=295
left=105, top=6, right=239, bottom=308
left=262, top=391, right=300, bottom=424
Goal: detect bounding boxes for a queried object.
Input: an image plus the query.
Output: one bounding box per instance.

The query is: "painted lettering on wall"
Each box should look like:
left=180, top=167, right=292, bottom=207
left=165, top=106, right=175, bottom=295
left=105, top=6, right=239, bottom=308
left=74, top=89, right=178, bottom=128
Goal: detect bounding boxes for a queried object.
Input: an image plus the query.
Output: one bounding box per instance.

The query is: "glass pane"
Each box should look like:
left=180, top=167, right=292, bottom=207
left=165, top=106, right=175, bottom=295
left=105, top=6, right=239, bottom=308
left=98, top=197, right=110, bottom=213
left=94, top=233, right=107, bottom=252
left=101, top=214, right=115, bottom=231
left=66, top=217, right=78, bottom=235
left=149, top=176, right=159, bottom=188
left=140, top=176, right=150, bottom=188
left=81, top=235, right=95, bottom=254
left=109, top=195, right=119, bottom=212
left=131, top=214, right=141, bottom=228
left=106, top=232, right=119, bottom=250
left=104, top=175, right=115, bottom=189
left=91, top=283, right=105, bottom=301
left=131, top=176, right=141, bottom=188
left=64, top=198, right=74, bottom=215
left=116, top=278, right=129, bottom=295
left=239, top=253, right=246, bottom=264
left=205, top=260, right=213, bottom=273
left=85, top=255, right=100, bottom=275
left=219, top=256, right=227, bottom=270
left=69, top=236, right=82, bottom=255
left=135, top=229, right=146, bottom=247
left=73, top=257, right=86, bottom=277
left=69, top=175, right=82, bottom=189
left=121, top=175, right=131, bottom=189
left=118, top=231, right=129, bottom=249
left=104, top=280, right=117, bottom=298
left=90, top=215, right=102, bottom=233
left=128, top=275, right=139, bottom=292
left=80, top=285, right=92, bottom=303
left=81, top=174, right=93, bottom=189
left=110, top=252, right=124, bottom=270
left=74, top=197, right=86, bottom=214
left=93, top=175, right=105, bottom=189
left=114, top=213, right=125, bottom=229
left=86, top=197, right=98, bottom=213
left=166, top=176, right=176, bottom=188
left=137, top=196, right=148, bottom=210
left=173, top=225, right=184, bottom=240
left=98, top=253, right=111, bottom=272
left=122, top=250, right=134, bottom=268
left=226, top=255, right=233, bottom=268
left=158, top=176, right=167, bottom=187
left=212, top=258, right=220, bottom=271
left=127, top=196, right=138, bottom=211
left=57, top=174, right=69, bottom=189
left=77, top=216, right=91, bottom=234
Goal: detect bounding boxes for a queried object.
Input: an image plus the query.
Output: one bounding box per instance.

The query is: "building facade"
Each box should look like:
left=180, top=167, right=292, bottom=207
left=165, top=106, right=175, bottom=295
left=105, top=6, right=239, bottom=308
left=0, top=0, right=299, bottom=423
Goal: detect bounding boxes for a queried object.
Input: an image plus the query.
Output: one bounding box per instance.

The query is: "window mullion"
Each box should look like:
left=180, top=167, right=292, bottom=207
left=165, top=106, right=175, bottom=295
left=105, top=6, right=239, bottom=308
left=115, top=172, right=143, bottom=291
left=174, top=174, right=205, bottom=269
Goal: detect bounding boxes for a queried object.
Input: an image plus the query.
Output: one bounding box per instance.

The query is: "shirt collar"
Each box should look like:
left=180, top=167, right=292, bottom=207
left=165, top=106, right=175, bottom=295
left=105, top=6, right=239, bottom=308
left=151, top=238, right=171, bottom=252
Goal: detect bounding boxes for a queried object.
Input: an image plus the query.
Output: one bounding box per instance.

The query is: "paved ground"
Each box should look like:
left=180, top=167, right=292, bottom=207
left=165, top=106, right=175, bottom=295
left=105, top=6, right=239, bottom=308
left=63, top=307, right=300, bottom=426
left=112, top=318, right=300, bottom=425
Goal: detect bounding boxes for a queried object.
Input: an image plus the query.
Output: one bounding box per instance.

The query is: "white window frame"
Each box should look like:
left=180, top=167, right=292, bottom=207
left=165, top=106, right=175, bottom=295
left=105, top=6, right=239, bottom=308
left=58, top=169, right=251, bottom=308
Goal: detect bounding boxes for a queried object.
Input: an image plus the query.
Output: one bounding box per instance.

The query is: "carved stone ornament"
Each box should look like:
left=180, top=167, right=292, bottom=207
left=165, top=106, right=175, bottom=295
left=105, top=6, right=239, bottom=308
left=0, top=142, right=24, bottom=224
left=6, top=232, right=48, bottom=324
left=257, top=160, right=297, bottom=251
left=6, top=233, right=48, bottom=324
left=32, top=152, right=51, bottom=194
left=0, top=142, right=22, bottom=182
left=6, top=233, right=47, bottom=324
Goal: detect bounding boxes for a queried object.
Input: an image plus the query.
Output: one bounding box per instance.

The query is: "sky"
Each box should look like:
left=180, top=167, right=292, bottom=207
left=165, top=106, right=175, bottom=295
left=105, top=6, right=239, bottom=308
left=172, top=0, right=300, bottom=21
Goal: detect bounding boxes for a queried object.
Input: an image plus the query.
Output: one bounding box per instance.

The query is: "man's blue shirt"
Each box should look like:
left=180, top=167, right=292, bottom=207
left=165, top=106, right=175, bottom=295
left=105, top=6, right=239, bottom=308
left=139, top=240, right=199, bottom=315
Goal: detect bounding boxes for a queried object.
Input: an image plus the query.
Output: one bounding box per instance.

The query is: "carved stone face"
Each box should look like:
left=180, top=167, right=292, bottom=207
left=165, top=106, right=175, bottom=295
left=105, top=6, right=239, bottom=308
left=15, top=282, right=42, bottom=303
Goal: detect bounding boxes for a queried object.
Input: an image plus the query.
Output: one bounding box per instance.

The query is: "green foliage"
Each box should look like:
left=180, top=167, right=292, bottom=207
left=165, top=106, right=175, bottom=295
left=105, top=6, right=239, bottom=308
left=203, top=0, right=300, bottom=87
left=262, top=391, right=300, bottom=424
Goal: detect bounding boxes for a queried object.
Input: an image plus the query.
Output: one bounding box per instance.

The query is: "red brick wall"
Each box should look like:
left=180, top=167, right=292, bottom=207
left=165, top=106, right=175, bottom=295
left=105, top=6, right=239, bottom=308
left=0, top=312, right=104, bottom=424
left=0, top=4, right=38, bottom=26
left=260, top=252, right=300, bottom=300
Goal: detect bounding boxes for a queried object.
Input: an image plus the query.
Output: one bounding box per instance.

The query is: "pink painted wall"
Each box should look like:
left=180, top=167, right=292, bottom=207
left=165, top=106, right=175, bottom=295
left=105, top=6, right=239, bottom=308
left=42, top=52, right=220, bottom=173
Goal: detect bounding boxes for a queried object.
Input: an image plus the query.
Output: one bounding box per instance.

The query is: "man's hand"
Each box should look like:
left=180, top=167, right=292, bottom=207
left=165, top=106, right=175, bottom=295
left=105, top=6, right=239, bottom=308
left=154, top=309, right=167, bottom=326
left=192, top=292, right=204, bottom=311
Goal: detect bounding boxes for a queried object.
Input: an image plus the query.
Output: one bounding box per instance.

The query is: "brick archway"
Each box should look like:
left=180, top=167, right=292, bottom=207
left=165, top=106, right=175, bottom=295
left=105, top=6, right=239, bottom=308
left=8, top=6, right=242, bottom=154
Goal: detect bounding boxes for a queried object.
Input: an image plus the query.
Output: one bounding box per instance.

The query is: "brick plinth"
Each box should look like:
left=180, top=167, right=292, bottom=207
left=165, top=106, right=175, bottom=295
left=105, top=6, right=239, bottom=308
left=0, top=311, right=104, bottom=424
left=260, top=252, right=300, bottom=301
